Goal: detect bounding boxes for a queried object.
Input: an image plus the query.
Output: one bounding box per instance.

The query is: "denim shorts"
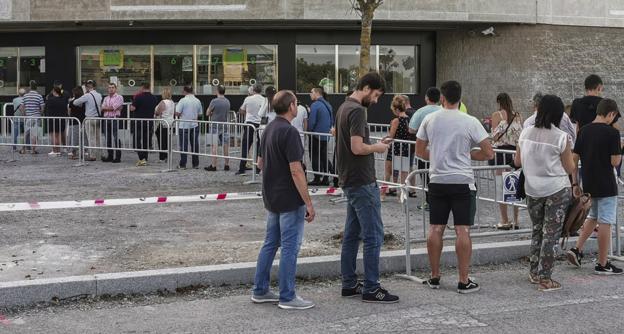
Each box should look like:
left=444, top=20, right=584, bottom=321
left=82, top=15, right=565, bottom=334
left=587, top=196, right=617, bottom=225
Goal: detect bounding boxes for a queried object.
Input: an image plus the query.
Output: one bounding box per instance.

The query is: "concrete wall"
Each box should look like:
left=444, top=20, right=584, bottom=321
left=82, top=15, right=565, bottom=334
left=437, top=24, right=624, bottom=120
left=2, top=0, right=624, bottom=29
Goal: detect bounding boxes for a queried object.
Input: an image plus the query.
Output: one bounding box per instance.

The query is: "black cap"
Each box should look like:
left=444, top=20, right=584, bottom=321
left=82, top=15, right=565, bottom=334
left=85, top=80, right=96, bottom=86
left=53, top=80, right=63, bottom=86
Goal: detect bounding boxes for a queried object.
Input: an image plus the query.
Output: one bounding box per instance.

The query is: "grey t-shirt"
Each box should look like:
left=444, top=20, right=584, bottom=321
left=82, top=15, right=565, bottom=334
left=208, top=96, right=230, bottom=122
left=335, top=97, right=376, bottom=188
left=417, top=108, right=488, bottom=184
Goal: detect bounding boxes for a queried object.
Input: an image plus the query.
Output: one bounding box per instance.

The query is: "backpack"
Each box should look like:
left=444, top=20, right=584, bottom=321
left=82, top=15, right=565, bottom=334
left=560, top=192, right=592, bottom=248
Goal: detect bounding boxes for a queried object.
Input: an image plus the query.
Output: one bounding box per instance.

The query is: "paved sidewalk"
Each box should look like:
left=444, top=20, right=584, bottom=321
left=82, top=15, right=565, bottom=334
left=2, top=261, right=623, bottom=333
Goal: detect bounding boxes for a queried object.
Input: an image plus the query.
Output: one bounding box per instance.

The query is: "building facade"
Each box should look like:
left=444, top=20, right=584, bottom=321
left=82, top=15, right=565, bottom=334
left=1, top=0, right=624, bottom=122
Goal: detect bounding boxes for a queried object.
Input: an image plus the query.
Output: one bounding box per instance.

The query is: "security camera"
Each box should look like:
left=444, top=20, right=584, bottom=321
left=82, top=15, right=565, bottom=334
left=481, top=26, right=495, bottom=36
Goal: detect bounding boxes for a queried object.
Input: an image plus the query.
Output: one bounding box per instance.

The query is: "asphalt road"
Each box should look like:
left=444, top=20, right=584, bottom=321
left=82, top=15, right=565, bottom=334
left=2, top=261, right=623, bottom=333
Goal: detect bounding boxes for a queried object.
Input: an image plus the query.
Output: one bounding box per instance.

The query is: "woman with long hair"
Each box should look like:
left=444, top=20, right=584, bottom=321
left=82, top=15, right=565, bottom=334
left=490, top=92, right=523, bottom=229
left=154, top=86, right=175, bottom=162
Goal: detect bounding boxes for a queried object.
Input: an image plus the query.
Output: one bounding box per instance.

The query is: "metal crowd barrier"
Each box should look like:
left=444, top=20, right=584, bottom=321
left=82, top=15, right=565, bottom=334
left=610, top=195, right=623, bottom=260
left=82, top=117, right=171, bottom=168
left=1, top=103, right=13, bottom=138
left=302, top=131, right=337, bottom=182
left=171, top=119, right=259, bottom=183
left=0, top=116, right=82, bottom=163
left=368, top=122, right=390, bottom=136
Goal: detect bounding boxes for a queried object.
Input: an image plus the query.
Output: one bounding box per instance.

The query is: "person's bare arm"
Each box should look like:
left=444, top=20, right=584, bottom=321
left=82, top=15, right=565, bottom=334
left=560, top=142, right=577, bottom=179
left=470, top=139, right=495, bottom=161
left=388, top=118, right=399, bottom=138
left=155, top=101, right=165, bottom=116
left=290, top=161, right=315, bottom=223
left=513, top=146, right=522, bottom=168
left=303, top=119, right=308, bottom=132
left=416, top=139, right=429, bottom=161
left=257, top=157, right=264, bottom=171
left=351, top=136, right=387, bottom=156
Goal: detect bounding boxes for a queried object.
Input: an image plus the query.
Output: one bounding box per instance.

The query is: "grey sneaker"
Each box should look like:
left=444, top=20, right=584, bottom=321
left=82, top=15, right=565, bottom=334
left=251, top=291, right=279, bottom=304
left=277, top=296, right=315, bottom=310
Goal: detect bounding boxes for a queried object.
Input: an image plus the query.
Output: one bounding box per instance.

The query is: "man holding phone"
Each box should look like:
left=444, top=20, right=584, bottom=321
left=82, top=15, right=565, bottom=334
left=335, top=72, right=399, bottom=304
left=251, top=90, right=316, bottom=310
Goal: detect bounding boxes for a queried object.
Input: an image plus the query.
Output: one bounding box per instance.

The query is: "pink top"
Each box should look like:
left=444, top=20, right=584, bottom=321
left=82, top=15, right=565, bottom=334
left=102, top=93, right=124, bottom=118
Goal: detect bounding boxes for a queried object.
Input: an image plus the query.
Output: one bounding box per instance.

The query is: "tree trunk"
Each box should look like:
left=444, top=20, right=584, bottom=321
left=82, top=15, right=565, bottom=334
left=359, top=8, right=375, bottom=77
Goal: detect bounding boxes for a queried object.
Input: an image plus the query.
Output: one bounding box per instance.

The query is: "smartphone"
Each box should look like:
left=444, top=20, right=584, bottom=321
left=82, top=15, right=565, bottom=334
left=381, top=137, right=394, bottom=144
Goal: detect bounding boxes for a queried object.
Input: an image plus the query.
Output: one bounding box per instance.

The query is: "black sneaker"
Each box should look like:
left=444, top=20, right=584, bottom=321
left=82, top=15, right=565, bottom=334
left=457, top=279, right=480, bottom=294
left=204, top=166, right=217, bottom=172
left=341, top=281, right=363, bottom=297
left=566, top=248, right=583, bottom=268
left=427, top=277, right=440, bottom=289
left=224, top=165, right=230, bottom=171
left=362, top=287, right=399, bottom=304
left=595, top=261, right=624, bottom=275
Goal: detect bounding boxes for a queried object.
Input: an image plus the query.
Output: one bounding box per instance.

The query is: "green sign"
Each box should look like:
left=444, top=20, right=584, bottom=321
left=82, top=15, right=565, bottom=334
left=100, top=50, right=124, bottom=68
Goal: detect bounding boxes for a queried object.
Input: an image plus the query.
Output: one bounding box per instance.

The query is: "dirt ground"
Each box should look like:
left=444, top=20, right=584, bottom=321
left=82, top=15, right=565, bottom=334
left=0, top=145, right=534, bottom=283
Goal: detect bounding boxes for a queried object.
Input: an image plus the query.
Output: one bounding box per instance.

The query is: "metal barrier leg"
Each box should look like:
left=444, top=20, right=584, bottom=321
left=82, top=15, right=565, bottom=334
left=244, top=125, right=259, bottom=185
left=396, top=186, right=426, bottom=283
left=609, top=202, right=623, bottom=262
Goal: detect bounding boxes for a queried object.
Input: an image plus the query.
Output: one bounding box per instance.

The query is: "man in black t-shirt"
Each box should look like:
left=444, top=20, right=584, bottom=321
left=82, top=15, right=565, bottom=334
left=130, top=82, right=158, bottom=166
left=570, top=74, right=603, bottom=132
left=567, top=98, right=623, bottom=275
left=251, top=90, right=316, bottom=310
left=335, top=72, right=399, bottom=304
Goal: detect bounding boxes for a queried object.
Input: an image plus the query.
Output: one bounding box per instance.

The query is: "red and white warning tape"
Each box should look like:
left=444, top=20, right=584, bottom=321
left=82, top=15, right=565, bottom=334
left=0, top=187, right=342, bottom=212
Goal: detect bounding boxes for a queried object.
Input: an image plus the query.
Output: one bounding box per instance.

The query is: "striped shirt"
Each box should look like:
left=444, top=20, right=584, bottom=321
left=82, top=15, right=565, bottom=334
left=102, top=93, right=124, bottom=118
left=22, top=90, right=44, bottom=117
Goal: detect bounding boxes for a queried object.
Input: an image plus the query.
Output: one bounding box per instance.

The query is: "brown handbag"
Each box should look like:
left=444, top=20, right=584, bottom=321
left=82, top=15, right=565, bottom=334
left=561, top=192, right=592, bottom=248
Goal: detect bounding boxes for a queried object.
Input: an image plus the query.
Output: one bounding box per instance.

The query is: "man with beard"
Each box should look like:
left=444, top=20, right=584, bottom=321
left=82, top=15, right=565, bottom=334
left=335, top=72, right=399, bottom=304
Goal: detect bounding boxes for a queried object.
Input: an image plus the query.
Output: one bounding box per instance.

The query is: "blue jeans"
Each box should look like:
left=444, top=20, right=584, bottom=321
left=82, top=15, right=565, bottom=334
left=341, top=182, right=384, bottom=293
left=253, top=205, right=306, bottom=302
left=178, top=127, right=199, bottom=168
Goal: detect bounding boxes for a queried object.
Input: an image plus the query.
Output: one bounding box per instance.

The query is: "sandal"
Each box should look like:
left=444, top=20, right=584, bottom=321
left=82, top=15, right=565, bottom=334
left=538, top=279, right=562, bottom=292
left=408, top=192, right=417, bottom=198
left=528, top=273, right=539, bottom=284
left=496, top=222, right=512, bottom=230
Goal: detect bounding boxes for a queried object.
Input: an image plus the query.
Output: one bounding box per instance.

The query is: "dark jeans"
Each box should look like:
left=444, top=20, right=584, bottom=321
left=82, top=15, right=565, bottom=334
left=309, top=138, right=333, bottom=181
left=179, top=127, right=199, bottom=168
left=104, top=119, right=121, bottom=160
left=132, top=120, right=152, bottom=161
left=239, top=122, right=259, bottom=173
left=341, top=182, right=384, bottom=294
left=155, top=126, right=169, bottom=161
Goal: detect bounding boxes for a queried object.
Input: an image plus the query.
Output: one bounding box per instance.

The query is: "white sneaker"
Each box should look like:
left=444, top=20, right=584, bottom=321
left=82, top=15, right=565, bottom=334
left=48, top=152, right=61, bottom=157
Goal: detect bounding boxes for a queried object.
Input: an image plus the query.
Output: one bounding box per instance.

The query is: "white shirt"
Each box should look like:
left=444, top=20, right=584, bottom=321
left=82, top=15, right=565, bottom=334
left=158, top=99, right=175, bottom=128
left=176, top=94, right=202, bottom=129
left=292, top=105, right=309, bottom=158
left=259, top=97, right=277, bottom=124
left=72, top=89, right=103, bottom=118
left=417, top=108, right=489, bottom=184
left=519, top=125, right=570, bottom=198
left=524, top=112, right=576, bottom=145
left=240, top=94, right=264, bottom=124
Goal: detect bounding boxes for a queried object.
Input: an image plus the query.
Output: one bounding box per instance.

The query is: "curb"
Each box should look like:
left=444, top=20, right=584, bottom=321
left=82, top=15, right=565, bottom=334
left=0, top=239, right=598, bottom=308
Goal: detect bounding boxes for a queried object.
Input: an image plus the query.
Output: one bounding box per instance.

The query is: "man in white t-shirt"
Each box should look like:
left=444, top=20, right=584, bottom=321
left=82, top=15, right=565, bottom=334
left=416, top=80, right=494, bottom=294
left=292, top=104, right=309, bottom=158
left=237, top=83, right=265, bottom=175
